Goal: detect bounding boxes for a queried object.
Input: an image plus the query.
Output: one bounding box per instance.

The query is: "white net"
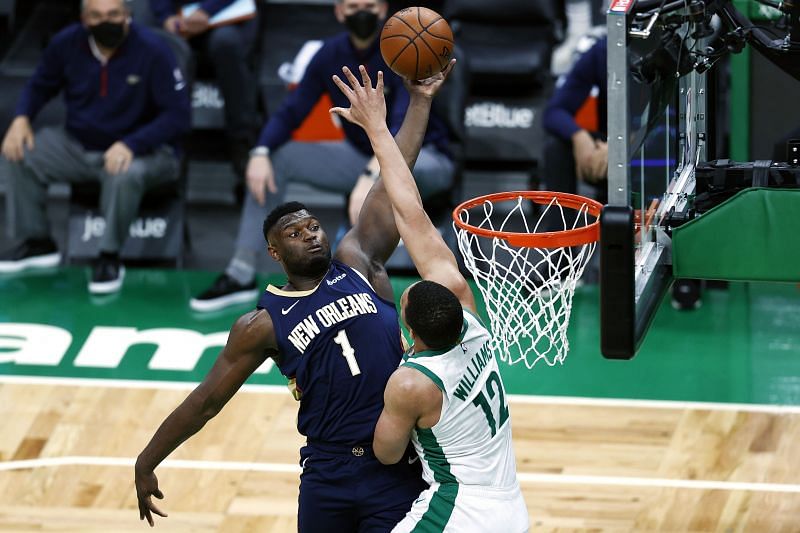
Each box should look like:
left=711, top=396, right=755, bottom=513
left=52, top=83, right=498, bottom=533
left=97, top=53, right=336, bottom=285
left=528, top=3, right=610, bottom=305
left=454, top=194, right=598, bottom=368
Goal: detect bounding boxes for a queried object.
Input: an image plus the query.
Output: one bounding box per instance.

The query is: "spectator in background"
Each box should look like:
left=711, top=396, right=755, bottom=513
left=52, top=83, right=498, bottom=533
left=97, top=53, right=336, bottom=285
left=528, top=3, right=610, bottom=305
left=149, top=0, right=261, bottom=177
left=542, top=36, right=608, bottom=203
left=189, top=0, right=454, bottom=313
left=0, top=0, right=190, bottom=294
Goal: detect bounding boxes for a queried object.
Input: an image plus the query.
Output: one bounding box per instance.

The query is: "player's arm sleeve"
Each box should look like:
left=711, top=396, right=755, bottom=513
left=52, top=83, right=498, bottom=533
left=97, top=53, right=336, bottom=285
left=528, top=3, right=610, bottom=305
left=542, top=41, right=603, bottom=140
left=14, top=36, right=66, bottom=120
left=255, top=48, right=327, bottom=149
left=122, top=44, right=191, bottom=156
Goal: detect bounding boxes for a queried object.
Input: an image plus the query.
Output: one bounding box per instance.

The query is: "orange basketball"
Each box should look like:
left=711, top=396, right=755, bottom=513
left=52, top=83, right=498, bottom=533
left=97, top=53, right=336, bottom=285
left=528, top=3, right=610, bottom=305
left=380, top=7, right=454, bottom=81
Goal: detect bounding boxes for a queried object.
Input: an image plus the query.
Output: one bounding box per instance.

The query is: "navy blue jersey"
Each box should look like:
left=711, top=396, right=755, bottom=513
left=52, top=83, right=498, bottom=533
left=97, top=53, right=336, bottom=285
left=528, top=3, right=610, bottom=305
left=257, top=260, right=403, bottom=445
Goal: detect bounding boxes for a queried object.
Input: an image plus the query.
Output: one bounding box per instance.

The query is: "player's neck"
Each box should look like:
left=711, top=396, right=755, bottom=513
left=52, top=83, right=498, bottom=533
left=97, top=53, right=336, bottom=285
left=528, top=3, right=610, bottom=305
left=285, top=272, right=326, bottom=292
left=411, top=335, right=430, bottom=353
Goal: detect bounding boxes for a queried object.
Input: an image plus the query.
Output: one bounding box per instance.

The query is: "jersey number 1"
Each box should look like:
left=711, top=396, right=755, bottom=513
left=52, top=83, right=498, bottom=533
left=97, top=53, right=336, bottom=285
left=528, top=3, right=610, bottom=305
left=472, top=371, right=509, bottom=437
left=334, top=330, right=361, bottom=376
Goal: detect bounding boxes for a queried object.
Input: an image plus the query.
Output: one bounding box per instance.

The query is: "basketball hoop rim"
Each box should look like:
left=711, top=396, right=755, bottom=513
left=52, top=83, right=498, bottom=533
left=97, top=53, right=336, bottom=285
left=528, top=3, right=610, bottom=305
left=452, top=190, right=603, bottom=248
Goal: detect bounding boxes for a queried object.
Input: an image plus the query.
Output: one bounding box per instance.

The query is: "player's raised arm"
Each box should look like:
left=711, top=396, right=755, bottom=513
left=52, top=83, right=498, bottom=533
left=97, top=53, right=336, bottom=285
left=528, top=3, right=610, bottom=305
left=333, top=64, right=453, bottom=280
left=134, top=310, right=276, bottom=526
left=331, top=64, right=475, bottom=312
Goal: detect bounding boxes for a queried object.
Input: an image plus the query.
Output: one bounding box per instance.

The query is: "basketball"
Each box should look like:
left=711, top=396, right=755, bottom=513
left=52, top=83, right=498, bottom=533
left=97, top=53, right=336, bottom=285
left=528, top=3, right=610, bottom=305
left=380, top=7, right=454, bottom=81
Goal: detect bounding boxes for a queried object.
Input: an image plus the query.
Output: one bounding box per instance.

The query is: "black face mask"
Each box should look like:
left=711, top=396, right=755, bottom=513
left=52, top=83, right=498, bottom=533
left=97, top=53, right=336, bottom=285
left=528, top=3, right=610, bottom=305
left=89, top=21, right=127, bottom=49
left=344, top=10, right=379, bottom=40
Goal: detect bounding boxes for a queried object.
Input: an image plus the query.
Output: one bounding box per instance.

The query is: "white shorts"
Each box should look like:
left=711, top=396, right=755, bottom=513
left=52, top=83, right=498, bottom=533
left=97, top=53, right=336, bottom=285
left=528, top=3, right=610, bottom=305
left=392, top=482, right=529, bottom=533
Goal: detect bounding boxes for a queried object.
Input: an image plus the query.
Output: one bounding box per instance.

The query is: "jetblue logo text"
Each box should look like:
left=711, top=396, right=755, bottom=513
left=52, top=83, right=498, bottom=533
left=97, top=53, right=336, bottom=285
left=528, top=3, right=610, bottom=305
left=82, top=214, right=168, bottom=242
left=465, top=103, right=534, bottom=129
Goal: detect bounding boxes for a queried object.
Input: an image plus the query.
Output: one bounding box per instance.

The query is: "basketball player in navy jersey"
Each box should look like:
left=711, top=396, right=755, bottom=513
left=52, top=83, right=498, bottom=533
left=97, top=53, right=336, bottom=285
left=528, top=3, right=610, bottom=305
left=134, top=61, right=455, bottom=531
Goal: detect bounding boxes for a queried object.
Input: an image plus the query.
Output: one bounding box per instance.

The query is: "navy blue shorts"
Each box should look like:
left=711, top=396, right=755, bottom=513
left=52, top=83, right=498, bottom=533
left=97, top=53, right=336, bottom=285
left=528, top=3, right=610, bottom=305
left=297, top=442, right=428, bottom=533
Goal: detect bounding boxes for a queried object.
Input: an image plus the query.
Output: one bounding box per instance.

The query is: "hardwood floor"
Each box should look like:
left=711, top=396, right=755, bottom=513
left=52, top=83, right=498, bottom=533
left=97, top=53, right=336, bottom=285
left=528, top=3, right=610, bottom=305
left=1, top=382, right=799, bottom=532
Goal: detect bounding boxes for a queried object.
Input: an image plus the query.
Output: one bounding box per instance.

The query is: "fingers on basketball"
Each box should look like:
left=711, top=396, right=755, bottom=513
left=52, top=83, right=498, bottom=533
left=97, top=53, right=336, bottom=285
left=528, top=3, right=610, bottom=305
left=380, top=7, right=454, bottom=81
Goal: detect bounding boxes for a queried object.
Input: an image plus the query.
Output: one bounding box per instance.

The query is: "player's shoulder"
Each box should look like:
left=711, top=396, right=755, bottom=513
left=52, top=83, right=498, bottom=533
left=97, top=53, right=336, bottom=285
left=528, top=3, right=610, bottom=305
left=331, top=244, right=373, bottom=283
left=388, top=366, right=442, bottom=404
left=232, top=308, right=273, bottom=334
left=462, top=307, right=487, bottom=330
left=229, top=308, right=277, bottom=351
left=331, top=258, right=365, bottom=281
left=460, top=308, right=491, bottom=346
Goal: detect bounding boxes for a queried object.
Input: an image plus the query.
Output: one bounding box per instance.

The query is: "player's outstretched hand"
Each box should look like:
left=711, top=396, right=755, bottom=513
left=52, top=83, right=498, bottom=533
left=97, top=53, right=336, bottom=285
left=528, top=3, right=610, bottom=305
left=404, top=58, right=456, bottom=99
left=135, top=467, right=168, bottom=527
left=330, top=65, right=386, bottom=134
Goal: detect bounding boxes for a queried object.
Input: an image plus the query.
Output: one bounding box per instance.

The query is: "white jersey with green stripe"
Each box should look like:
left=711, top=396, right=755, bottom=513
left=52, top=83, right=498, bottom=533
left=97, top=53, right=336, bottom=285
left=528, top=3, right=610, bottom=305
left=402, top=310, right=519, bottom=489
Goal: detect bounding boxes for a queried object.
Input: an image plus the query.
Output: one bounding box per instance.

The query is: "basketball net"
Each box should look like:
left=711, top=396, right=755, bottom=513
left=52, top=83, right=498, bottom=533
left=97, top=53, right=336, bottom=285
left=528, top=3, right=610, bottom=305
left=453, top=192, right=600, bottom=369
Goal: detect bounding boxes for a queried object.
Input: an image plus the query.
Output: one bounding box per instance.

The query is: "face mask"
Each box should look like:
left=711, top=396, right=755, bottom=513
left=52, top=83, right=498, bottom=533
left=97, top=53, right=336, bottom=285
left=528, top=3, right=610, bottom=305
left=89, top=21, right=127, bottom=49
left=344, top=10, right=379, bottom=40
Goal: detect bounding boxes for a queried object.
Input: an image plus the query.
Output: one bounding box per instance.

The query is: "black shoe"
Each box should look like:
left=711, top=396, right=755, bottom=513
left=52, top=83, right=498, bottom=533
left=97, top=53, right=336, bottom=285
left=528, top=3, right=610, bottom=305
left=89, top=253, right=125, bottom=294
left=190, top=273, right=258, bottom=312
left=0, top=238, right=60, bottom=273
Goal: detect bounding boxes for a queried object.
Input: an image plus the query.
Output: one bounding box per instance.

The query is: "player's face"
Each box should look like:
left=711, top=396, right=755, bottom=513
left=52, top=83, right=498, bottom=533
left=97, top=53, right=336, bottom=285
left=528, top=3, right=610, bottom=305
left=267, top=211, right=331, bottom=278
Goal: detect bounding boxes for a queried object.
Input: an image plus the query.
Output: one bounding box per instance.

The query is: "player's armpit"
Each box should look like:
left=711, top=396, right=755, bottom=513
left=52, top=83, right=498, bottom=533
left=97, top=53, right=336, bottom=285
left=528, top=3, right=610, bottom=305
left=334, top=228, right=396, bottom=303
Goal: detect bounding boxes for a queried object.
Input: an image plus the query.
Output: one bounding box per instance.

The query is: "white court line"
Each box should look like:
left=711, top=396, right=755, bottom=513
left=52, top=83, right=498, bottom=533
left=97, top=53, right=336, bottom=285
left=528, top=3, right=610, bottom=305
left=513, top=472, right=800, bottom=493
left=0, top=374, right=289, bottom=395
left=0, top=456, right=798, bottom=494
left=506, top=394, right=800, bottom=414
left=0, top=456, right=300, bottom=474
left=2, top=375, right=800, bottom=414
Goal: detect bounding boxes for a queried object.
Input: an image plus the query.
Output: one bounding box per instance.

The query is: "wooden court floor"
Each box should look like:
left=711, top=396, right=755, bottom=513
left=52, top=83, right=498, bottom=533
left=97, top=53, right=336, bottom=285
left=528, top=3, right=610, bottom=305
left=1, top=381, right=799, bottom=532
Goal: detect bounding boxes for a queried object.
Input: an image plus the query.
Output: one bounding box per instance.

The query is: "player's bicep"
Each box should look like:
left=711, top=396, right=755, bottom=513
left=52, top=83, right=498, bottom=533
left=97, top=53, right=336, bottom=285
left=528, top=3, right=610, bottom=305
left=373, top=372, right=420, bottom=465
left=374, top=409, right=414, bottom=465
left=338, top=180, right=400, bottom=266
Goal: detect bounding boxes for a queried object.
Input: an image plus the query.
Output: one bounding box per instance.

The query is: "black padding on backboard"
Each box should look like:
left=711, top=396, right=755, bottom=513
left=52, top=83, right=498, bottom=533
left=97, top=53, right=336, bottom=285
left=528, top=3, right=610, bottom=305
left=600, top=205, right=636, bottom=359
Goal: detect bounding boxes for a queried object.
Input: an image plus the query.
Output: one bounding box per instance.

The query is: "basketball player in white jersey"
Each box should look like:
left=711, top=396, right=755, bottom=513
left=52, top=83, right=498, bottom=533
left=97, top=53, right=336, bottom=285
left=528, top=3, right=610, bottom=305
left=331, top=66, right=529, bottom=532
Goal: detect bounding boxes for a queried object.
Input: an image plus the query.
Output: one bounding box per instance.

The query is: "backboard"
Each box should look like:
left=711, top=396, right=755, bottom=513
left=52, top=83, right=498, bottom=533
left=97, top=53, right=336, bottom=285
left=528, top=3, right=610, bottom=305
left=600, top=0, right=708, bottom=358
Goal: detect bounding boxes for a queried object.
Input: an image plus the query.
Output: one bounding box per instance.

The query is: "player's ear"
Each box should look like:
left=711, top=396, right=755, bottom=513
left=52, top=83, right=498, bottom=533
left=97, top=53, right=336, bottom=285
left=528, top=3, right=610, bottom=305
left=267, top=244, right=281, bottom=263
left=377, top=1, right=388, bottom=18
left=407, top=327, right=422, bottom=350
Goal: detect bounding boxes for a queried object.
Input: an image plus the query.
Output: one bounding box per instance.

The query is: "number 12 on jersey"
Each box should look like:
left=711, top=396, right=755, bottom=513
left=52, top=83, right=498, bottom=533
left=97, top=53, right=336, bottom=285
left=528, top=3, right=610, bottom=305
left=334, top=329, right=361, bottom=376
left=472, top=370, right=509, bottom=437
